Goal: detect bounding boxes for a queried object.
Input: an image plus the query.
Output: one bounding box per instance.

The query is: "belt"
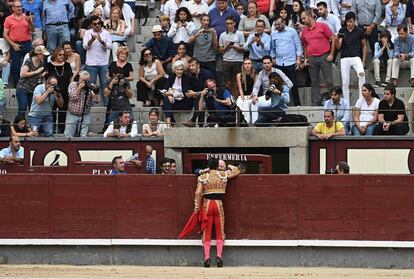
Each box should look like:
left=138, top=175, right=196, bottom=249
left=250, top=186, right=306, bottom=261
left=14, top=40, right=31, bottom=44
left=46, top=22, right=68, bottom=26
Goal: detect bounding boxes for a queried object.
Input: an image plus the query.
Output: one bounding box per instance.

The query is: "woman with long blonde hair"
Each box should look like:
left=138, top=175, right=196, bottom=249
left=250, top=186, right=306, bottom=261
left=236, top=58, right=258, bottom=123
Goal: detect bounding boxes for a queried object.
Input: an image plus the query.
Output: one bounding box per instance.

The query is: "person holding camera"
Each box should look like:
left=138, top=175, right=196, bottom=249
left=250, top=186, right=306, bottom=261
left=243, top=19, right=270, bottom=72
left=104, top=69, right=133, bottom=125
left=64, top=71, right=100, bottom=138
left=254, top=72, right=290, bottom=126
left=28, top=76, right=64, bottom=137
left=198, top=78, right=233, bottom=127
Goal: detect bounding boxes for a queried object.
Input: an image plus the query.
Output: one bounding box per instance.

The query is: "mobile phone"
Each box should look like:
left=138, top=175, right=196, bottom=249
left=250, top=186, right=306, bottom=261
left=25, top=11, right=31, bottom=16
left=337, top=33, right=345, bottom=38
left=228, top=42, right=234, bottom=46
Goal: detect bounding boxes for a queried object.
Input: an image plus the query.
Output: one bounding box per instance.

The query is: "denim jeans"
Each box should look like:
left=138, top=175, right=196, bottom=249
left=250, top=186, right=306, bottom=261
left=45, top=24, right=70, bottom=51
left=86, top=65, right=108, bottom=105
left=16, top=88, right=33, bottom=117
left=352, top=124, right=376, bottom=136
left=75, top=40, right=86, bottom=65
left=10, top=41, right=32, bottom=86
left=29, top=114, right=54, bottom=137
left=0, top=100, right=6, bottom=114
left=0, top=62, right=10, bottom=85
left=64, top=111, right=91, bottom=138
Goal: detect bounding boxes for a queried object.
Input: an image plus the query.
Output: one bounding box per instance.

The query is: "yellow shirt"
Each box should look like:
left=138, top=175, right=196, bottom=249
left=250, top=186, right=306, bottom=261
left=314, top=122, right=344, bottom=135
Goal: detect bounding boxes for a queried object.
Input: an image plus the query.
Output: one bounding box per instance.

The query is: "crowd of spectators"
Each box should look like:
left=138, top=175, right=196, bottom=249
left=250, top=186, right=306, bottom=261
left=0, top=0, right=410, bottom=139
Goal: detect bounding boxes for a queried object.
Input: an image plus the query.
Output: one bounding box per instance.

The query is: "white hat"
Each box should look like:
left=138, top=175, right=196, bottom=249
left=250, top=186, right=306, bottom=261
left=152, top=25, right=162, bottom=33
left=34, top=45, right=50, bottom=56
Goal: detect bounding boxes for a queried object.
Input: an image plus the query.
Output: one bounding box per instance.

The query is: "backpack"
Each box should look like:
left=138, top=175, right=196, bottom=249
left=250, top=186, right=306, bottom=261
left=276, top=114, right=309, bottom=127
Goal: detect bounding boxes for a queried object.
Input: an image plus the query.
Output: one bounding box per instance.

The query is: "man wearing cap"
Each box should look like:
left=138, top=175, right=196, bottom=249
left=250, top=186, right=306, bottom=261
left=145, top=25, right=175, bottom=71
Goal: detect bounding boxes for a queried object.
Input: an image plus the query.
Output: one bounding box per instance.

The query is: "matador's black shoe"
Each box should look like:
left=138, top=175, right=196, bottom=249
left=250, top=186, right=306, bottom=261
left=204, top=258, right=211, bottom=268
left=216, top=256, right=223, bottom=267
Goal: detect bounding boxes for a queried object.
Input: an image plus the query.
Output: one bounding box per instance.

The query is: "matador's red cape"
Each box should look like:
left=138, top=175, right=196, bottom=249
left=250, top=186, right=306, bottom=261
left=178, top=209, right=208, bottom=239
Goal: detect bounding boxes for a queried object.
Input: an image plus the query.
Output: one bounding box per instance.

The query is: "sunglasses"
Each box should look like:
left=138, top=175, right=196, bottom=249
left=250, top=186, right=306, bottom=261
left=92, top=22, right=101, bottom=26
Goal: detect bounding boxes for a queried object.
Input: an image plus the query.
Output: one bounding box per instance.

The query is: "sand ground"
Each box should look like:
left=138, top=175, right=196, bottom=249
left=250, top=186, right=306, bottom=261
left=1, top=265, right=414, bottom=278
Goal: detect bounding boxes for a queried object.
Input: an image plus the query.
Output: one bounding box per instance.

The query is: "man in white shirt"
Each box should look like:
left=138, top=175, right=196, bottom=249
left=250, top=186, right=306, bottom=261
left=310, top=0, right=340, bottom=17
left=316, top=1, right=341, bottom=34
left=104, top=111, right=138, bottom=138
left=187, top=0, right=209, bottom=28
left=164, top=0, right=188, bottom=24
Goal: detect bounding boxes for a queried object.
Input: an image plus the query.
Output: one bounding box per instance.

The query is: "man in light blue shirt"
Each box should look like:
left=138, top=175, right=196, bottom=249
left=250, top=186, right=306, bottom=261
left=391, top=25, right=414, bottom=87
left=43, top=0, right=74, bottom=51
left=323, top=86, right=350, bottom=133
left=28, top=76, right=64, bottom=137
left=22, top=0, right=43, bottom=40
left=0, top=136, right=24, bottom=164
left=270, top=16, right=303, bottom=106
left=243, top=19, right=270, bottom=72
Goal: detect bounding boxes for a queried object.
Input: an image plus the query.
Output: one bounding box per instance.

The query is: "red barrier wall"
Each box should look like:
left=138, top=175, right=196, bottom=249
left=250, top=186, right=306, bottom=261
left=1, top=174, right=414, bottom=240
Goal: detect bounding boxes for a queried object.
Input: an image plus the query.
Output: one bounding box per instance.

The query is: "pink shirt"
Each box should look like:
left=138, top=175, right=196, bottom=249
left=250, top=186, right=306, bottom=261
left=4, top=14, right=31, bottom=42
left=256, top=0, right=271, bottom=14
left=83, top=29, right=112, bottom=66
left=301, top=22, right=333, bottom=57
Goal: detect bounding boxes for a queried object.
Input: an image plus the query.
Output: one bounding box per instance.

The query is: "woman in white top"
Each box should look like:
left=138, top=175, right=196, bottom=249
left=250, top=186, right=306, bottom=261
left=62, top=41, right=81, bottom=81
left=352, top=83, right=380, bottom=136
left=104, top=6, right=126, bottom=61
left=236, top=58, right=257, bottom=123
left=238, top=1, right=271, bottom=38
left=137, top=48, right=166, bottom=106
left=167, top=7, right=195, bottom=46
left=143, top=108, right=167, bottom=137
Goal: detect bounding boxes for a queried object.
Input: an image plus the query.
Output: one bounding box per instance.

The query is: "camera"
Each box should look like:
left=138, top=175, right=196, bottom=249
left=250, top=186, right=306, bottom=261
left=84, top=80, right=99, bottom=92
left=25, top=11, right=32, bottom=16
left=51, top=84, right=60, bottom=92
left=269, top=83, right=277, bottom=92
left=325, top=168, right=338, bottom=174
left=206, top=89, right=215, bottom=100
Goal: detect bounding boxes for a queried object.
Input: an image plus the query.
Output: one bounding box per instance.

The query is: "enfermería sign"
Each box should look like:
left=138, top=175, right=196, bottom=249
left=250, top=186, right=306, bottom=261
left=206, top=153, right=248, bottom=161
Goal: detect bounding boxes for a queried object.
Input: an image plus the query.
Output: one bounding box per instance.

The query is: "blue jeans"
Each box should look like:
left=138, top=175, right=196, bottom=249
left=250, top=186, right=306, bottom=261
left=0, top=99, right=6, bottom=114
left=352, top=124, right=377, bottom=136
left=0, top=62, right=10, bottom=85
left=16, top=88, right=33, bottom=117
left=45, top=24, right=70, bottom=51
left=86, top=65, right=108, bottom=105
left=29, top=114, right=54, bottom=137
left=64, top=111, right=91, bottom=138
left=75, top=40, right=86, bottom=65
left=10, top=41, right=31, bottom=86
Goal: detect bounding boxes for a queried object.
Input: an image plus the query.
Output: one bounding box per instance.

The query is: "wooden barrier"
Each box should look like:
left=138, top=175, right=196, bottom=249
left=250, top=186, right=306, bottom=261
left=0, top=174, right=413, bottom=240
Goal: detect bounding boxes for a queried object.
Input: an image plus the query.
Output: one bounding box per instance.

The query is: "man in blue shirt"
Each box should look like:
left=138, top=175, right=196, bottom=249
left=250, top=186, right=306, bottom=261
left=243, top=19, right=270, bottom=72
left=22, top=0, right=43, bottom=40
left=391, top=24, right=414, bottom=87
left=43, top=0, right=74, bottom=51
left=208, top=0, right=239, bottom=39
left=110, top=155, right=127, bottom=175
left=145, top=25, right=175, bottom=72
left=270, top=16, right=303, bottom=106
left=0, top=136, right=24, bottom=164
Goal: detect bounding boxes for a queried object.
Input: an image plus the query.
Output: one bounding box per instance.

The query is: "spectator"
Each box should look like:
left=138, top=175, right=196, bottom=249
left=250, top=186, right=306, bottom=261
left=199, top=78, right=234, bottom=127
left=300, top=10, right=334, bottom=105
left=159, top=14, right=170, bottom=36
left=209, top=0, right=240, bottom=39
left=0, top=111, right=11, bottom=137
left=108, top=45, right=133, bottom=81
left=0, top=135, right=23, bottom=164
left=145, top=25, right=175, bottom=71
left=137, top=47, right=166, bottom=106
left=254, top=72, right=290, bottom=126
left=169, top=158, right=176, bottom=174
left=243, top=19, right=270, bottom=72
left=311, top=109, right=346, bottom=140
left=62, top=41, right=81, bottom=81
left=103, top=6, right=126, bottom=61
left=391, top=25, right=414, bottom=87
left=238, top=1, right=270, bottom=39
left=65, top=71, right=100, bottom=138
left=373, top=30, right=394, bottom=88
left=188, top=14, right=218, bottom=76
left=338, top=0, right=352, bottom=23
left=142, top=107, right=167, bottom=137
left=22, top=0, right=42, bottom=40
left=0, top=78, right=5, bottom=113
left=323, top=86, right=350, bottom=133
left=351, top=0, right=381, bottom=55
left=76, top=8, right=102, bottom=65
left=69, top=0, right=83, bottom=46
left=20, top=37, right=43, bottom=71
left=164, top=0, right=187, bottom=25
left=336, top=161, right=350, bottom=174
left=316, top=1, right=341, bottom=34
left=336, top=11, right=366, bottom=101
left=162, top=60, right=192, bottom=126
left=109, top=155, right=127, bottom=174
left=109, top=0, right=135, bottom=37
left=84, top=0, right=108, bottom=18
left=407, top=0, right=414, bottom=34
left=45, top=47, right=73, bottom=134
left=16, top=45, right=48, bottom=117
left=252, top=56, right=292, bottom=103
left=0, top=1, right=11, bottom=37
left=143, top=144, right=156, bottom=174
left=385, top=0, right=406, bottom=42
left=83, top=15, right=112, bottom=104
left=28, top=76, right=64, bottom=137
left=103, top=110, right=138, bottom=137
left=184, top=57, right=214, bottom=127
left=43, top=0, right=74, bottom=51
left=270, top=16, right=302, bottom=106
left=167, top=7, right=195, bottom=50
left=236, top=58, right=257, bottom=124
left=234, top=3, right=245, bottom=20
left=160, top=158, right=171, bottom=174
left=3, top=0, right=34, bottom=87
left=104, top=67, right=133, bottom=124
left=287, top=0, right=304, bottom=32
left=375, top=84, right=409, bottom=135
left=219, top=15, right=245, bottom=96
left=0, top=38, right=10, bottom=88
left=309, top=0, right=339, bottom=17
left=187, top=0, right=208, bottom=28
left=171, top=42, right=192, bottom=70
left=352, top=83, right=380, bottom=136
left=11, top=114, right=36, bottom=137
